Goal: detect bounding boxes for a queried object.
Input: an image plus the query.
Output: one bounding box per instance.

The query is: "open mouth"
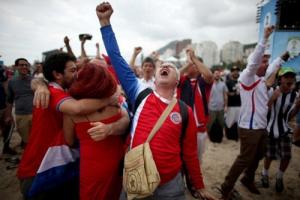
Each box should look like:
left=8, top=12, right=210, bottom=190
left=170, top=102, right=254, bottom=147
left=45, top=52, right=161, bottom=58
left=160, top=68, right=169, bottom=76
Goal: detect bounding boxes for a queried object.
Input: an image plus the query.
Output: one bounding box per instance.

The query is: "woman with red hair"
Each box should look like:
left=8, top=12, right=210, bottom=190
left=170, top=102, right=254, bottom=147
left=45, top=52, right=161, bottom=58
left=63, top=62, right=129, bottom=200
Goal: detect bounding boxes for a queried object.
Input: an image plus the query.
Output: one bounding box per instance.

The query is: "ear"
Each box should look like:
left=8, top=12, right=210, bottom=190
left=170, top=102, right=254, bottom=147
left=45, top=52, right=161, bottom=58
left=52, top=71, right=63, bottom=80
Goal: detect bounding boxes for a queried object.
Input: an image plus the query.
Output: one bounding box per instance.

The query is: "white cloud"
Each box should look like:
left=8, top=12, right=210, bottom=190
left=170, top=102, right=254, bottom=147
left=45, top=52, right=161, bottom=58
left=0, top=0, right=260, bottom=65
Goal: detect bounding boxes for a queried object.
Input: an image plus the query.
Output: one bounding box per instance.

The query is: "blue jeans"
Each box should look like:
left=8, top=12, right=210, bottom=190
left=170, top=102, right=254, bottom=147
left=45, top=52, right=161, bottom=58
left=120, top=173, right=185, bottom=200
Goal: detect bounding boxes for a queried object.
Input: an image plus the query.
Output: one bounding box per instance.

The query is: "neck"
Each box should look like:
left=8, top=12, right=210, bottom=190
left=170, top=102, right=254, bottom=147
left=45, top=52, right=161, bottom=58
left=280, top=85, right=290, bottom=93
left=155, top=86, right=175, bottom=100
left=143, top=75, right=152, bottom=81
left=54, top=80, right=65, bottom=89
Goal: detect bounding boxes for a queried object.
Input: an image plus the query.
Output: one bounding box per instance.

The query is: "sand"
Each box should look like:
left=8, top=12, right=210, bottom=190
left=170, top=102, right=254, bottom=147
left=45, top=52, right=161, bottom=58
left=1, top=132, right=299, bottom=200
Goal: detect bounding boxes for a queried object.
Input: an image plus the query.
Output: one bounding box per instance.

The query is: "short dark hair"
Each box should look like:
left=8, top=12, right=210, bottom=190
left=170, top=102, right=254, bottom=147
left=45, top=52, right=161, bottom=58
left=142, top=57, right=155, bottom=68
left=43, top=52, right=76, bottom=82
left=15, top=58, right=29, bottom=66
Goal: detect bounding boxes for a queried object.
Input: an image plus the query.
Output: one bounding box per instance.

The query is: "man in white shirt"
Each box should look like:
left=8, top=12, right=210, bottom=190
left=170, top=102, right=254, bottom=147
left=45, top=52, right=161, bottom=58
left=220, top=26, right=288, bottom=199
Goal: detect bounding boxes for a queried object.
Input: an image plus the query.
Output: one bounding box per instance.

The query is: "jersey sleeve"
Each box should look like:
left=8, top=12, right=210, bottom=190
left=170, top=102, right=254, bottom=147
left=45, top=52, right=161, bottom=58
left=49, top=87, right=72, bottom=112
left=182, top=106, right=205, bottom=189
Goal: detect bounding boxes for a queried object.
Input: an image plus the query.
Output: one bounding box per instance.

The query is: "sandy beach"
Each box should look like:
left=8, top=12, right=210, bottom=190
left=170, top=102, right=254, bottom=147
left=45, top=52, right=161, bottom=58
left=1, top=131, right=300, bottom=200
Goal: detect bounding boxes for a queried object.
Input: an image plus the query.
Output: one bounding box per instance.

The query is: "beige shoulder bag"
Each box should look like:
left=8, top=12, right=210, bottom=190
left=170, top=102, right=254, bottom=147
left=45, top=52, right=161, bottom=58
left=123, top=98, right=177, bottom=200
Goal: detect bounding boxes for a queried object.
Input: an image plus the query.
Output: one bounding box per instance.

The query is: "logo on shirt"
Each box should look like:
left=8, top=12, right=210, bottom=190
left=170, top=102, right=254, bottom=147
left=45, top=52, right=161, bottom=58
left=170, top=112, right=182, bottom=124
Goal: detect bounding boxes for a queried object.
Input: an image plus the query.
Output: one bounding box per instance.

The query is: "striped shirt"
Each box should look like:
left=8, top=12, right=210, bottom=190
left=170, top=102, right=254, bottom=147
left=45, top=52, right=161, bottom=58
left=267, top=88, right=299, bottom=138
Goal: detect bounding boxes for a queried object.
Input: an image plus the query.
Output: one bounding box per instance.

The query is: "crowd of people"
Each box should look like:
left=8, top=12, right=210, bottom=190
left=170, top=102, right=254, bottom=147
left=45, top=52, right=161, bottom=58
left=0, top=2, right=300, bottom=200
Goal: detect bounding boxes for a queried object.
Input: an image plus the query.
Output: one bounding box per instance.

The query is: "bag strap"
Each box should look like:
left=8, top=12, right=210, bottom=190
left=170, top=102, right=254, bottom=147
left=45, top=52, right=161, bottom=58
left=146, top=98, right=177, bottom=142
left=134, top=88, right=153, bottom=114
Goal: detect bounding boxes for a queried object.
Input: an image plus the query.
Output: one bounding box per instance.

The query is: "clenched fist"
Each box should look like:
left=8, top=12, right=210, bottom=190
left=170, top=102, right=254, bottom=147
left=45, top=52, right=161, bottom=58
left=96, top=2, right=113, bottom=27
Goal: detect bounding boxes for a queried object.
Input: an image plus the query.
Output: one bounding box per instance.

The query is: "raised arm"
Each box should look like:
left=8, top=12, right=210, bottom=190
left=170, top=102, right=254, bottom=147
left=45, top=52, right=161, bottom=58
left=96, top=2, right=144, bottom=106
left=187, top=48, right=213, bottom=84
left=80, top=37, right=88, bottom=59
left=241, top=26, right=274, bottom=80
left=64, top=36, right=76, bottom=58
left=95, top=43, right=101, bottom=59
left=265, top=51, right=289, bottom=81
left=130, top=47, right=142, bottom=68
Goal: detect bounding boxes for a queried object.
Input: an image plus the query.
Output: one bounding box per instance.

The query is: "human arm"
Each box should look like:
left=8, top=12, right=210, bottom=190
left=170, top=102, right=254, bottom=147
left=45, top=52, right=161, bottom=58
left=80, top=37, right=88, bottom=59
left=96, top=2, right=144, bottom=106
left=58, top=89, right=120, bottom=115
left=63, top=115, right=76, bottom=146
left=187, top=47, right=214, bottom=84
left=265, top=51, right=289, bottom=81
left=95, top=43, right=101, bottom=59
left=129, top=47, right=142, bottom=68
left=182, top=109, right=217, bottom=200
left=288, top=94, right=300, bottom=120
left=64, top=36, right=76, bottom=58
left=265, top=66, right=280, bottom=88
left=223, top=83, right=228, bottom=112
left=5, top=80, right=14, bottom=123
left=267, top=88, right=280, bottom=109
left=240, top=26, right=274, bottom=83
left=31, top=78, right=50, bottom=109
left=87, top=107, right=130, bottom=141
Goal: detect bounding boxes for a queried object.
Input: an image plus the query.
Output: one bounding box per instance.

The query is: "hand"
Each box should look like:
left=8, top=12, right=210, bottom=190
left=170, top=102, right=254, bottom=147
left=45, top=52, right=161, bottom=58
left=264, top=25, right=275, bottom=41
left=151, top=51, right=160, bottom=61
left=96, top=2, right=113, bottom=27
left=80, top=37, right=87, bottom=44
left=281, top=51, right=290, bottom=62
left=134, top=47, right=142, bottom=56
left=272, top=88, right=281, bottom=100
left=33, top=85, right=50, bottom=109
left=4, top=110, right=13, bottom=124
left=196, top=189, right=218, bottom=200
left=295, top=96, right=300, bottom=109
left=186, top=47, right=196, bottom=65
left=64, top=36, right=70, bottom=45
left=88, top=122, right=112, bottom=141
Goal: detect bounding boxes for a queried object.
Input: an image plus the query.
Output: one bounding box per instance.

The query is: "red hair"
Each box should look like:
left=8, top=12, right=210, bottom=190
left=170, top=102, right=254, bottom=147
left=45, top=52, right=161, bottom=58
left=69, top=62, right=117, bottom=99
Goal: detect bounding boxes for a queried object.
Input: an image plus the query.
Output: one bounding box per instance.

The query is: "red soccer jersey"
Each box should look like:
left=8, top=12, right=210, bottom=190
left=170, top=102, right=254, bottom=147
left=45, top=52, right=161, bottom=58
left=177, top=75, right=212, bottom=132
left=131, top=92, right=204, bottom=189
left=17, top=83, right=71, bottom=179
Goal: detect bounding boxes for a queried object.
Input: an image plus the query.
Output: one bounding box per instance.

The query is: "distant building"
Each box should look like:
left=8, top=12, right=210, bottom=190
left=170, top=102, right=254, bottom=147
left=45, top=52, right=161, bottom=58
left=192, top=41, right=219, bottom=68
left=257, top=0, right=300, bottom=74
left=42, top=49, right=61, bottom=62
left=157, top=39, right=191, bottom=58
left=243, top=43, right=257, bottom=63
left=220, top=41, right=243, bottom=64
